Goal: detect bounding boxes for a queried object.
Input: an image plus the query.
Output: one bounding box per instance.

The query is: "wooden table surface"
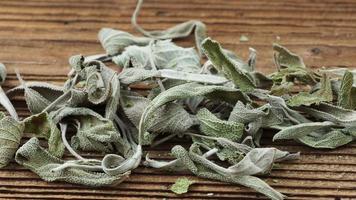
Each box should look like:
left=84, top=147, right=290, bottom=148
left=0, top=0, right=356, bottom=199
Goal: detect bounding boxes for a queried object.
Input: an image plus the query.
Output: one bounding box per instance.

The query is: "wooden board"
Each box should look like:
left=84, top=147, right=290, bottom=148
left=0, top=0, right=355, bottom=199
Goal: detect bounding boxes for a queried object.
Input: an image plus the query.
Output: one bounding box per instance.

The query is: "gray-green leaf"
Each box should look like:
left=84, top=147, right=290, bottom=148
left=113, top=40, right=201, bottom=73
left=299, top=128, right=355, bottom=149
left=138, top=82, right=250, bottom=143
left=0, top=112, right=24, bottom=168
left=98, top=28, right=152, bottom=56
left=273, top=121, right=334, bottom=141
left=273, top=44, right=305, bottom=69
left=201, top=38, right=256, bottom=91
left=15, top=138, right=130, bottom=186
left=131, top=0, right=206, bottom=56
left=337, top=70, right=356, bottom=109
left=288, top=73, right=333, bottom=107
left=197, top=108, right=244, bottom=142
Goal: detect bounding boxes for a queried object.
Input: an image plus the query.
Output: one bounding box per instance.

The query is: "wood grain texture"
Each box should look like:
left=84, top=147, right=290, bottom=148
left=0, top=0, right=356, bottom=199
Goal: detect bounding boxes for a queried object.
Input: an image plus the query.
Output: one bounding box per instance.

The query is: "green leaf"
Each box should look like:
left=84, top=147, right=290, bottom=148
left=138, top=82, right=250, bottom=144
left=149, top=103, right=196, bottom=134
left=23, top=112, right=64, bottom=157
left=337, top=70, right=356, bottom=109
left=229, top=101, right=283, bottom=127
left=0, top=63, right=6, bottom=84
left=251, top=92, right=310, bottom=124
left=49, top=107, right=122, bottom=153
left=105, top=74, right=120, bottom=120
left=302, top=103, right=356, bottom=127
left=269, top=44, right=317, bottom=96
left=273, top=121, right=334, bottom=141
left=171, top=145, right=287, bottom=200
left=113, top=40, right=201, bottom=73
left=118, top=68, right=159, bottom=85
left=98, top=28, right=152, bottom=55
left=0, top=112, right=24, bottom=168
left=170, top=177, right=195, bottom=194
left=131, top=0, right=207, bottom=56
left=299, top=129, right=354, bottom=149
left=15, top=72, right=63, bottom=114
left=6, top=81, right=64, bottom=100
left=15, top=138, right=130, bottom=186
left=65, top=56, right=116, bottom=105
left=0, top=63, right=18, bottom=120
left=288, top=73, right=333, bottom=107
left=273, top=44, right=305, bottom=69
left=197, top=108, right=244, bottom=142
left=122, top=91, right=196, bottom=144
left=201, top=38, right=256, bottom=91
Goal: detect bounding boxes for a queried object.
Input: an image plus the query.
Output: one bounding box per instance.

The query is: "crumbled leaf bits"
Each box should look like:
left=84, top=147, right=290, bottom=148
left=239, top=35, right=249, bottom=42
left=0, top=112, right=24, bottom=168
left=170, top=177, right=195, bottom=195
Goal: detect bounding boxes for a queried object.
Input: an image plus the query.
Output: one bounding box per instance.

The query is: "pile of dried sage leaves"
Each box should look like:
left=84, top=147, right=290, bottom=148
left=0, top=0, right=355, bottom=199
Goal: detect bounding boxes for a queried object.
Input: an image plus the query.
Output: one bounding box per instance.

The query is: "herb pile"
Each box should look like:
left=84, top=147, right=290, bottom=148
left=0, top=0, right=355, bottom=199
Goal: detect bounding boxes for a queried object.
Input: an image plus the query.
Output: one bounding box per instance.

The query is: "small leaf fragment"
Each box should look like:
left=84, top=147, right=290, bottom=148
left=170, top=177, right=195, bottom=194
left=239, top=35, right=249, bottom=42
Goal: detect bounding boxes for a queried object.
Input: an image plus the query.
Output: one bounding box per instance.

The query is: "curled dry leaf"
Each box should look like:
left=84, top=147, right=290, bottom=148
left=0, top=112, right=24, bottom=168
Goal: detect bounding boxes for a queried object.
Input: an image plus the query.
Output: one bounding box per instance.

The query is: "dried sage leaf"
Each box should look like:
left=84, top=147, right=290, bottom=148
left=298, top=128, right=355, bottom=149
left=15, top=138, right=130, bottom=186
left=197, top=108, right=244, bottom=142
left=105, top=74, right=120, bottom=120
left=138, top=82, right=250, bottom=143
left=0, top=63, right=5, bottom=84
left=337, top=70, right=356, bottom=109
left=273, top=44, right=305, bottom=69
left=99, top=28, right=152, bottom=56
left=118, top=68, right=228, bottom=85
left=132, top=0, right=206, bottom=56
left=270, top=44, right=317, bottom=95
left=45, top=106, right=123, bottom=154
left=0, top=112, right=24, bottom=168
left=0, top=64, right=18, bottom=120
left=170, top=145, right=286, bottom=200
left=273, top=121, right=334, bottom=141
left=113, top=40, right=201, bottom=73
left=122, top=91, right=196, bottom=144
left=201, top=38, right=256, bottom=91
left=302, top=103, right=356, bottom=127
left=16, top=71, right=52, bottom=114
left=287, top=73, right=333, bottom=107
left=170, top=177, right=195, bottom=194
left=23, top=112, right=64, bottom=157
